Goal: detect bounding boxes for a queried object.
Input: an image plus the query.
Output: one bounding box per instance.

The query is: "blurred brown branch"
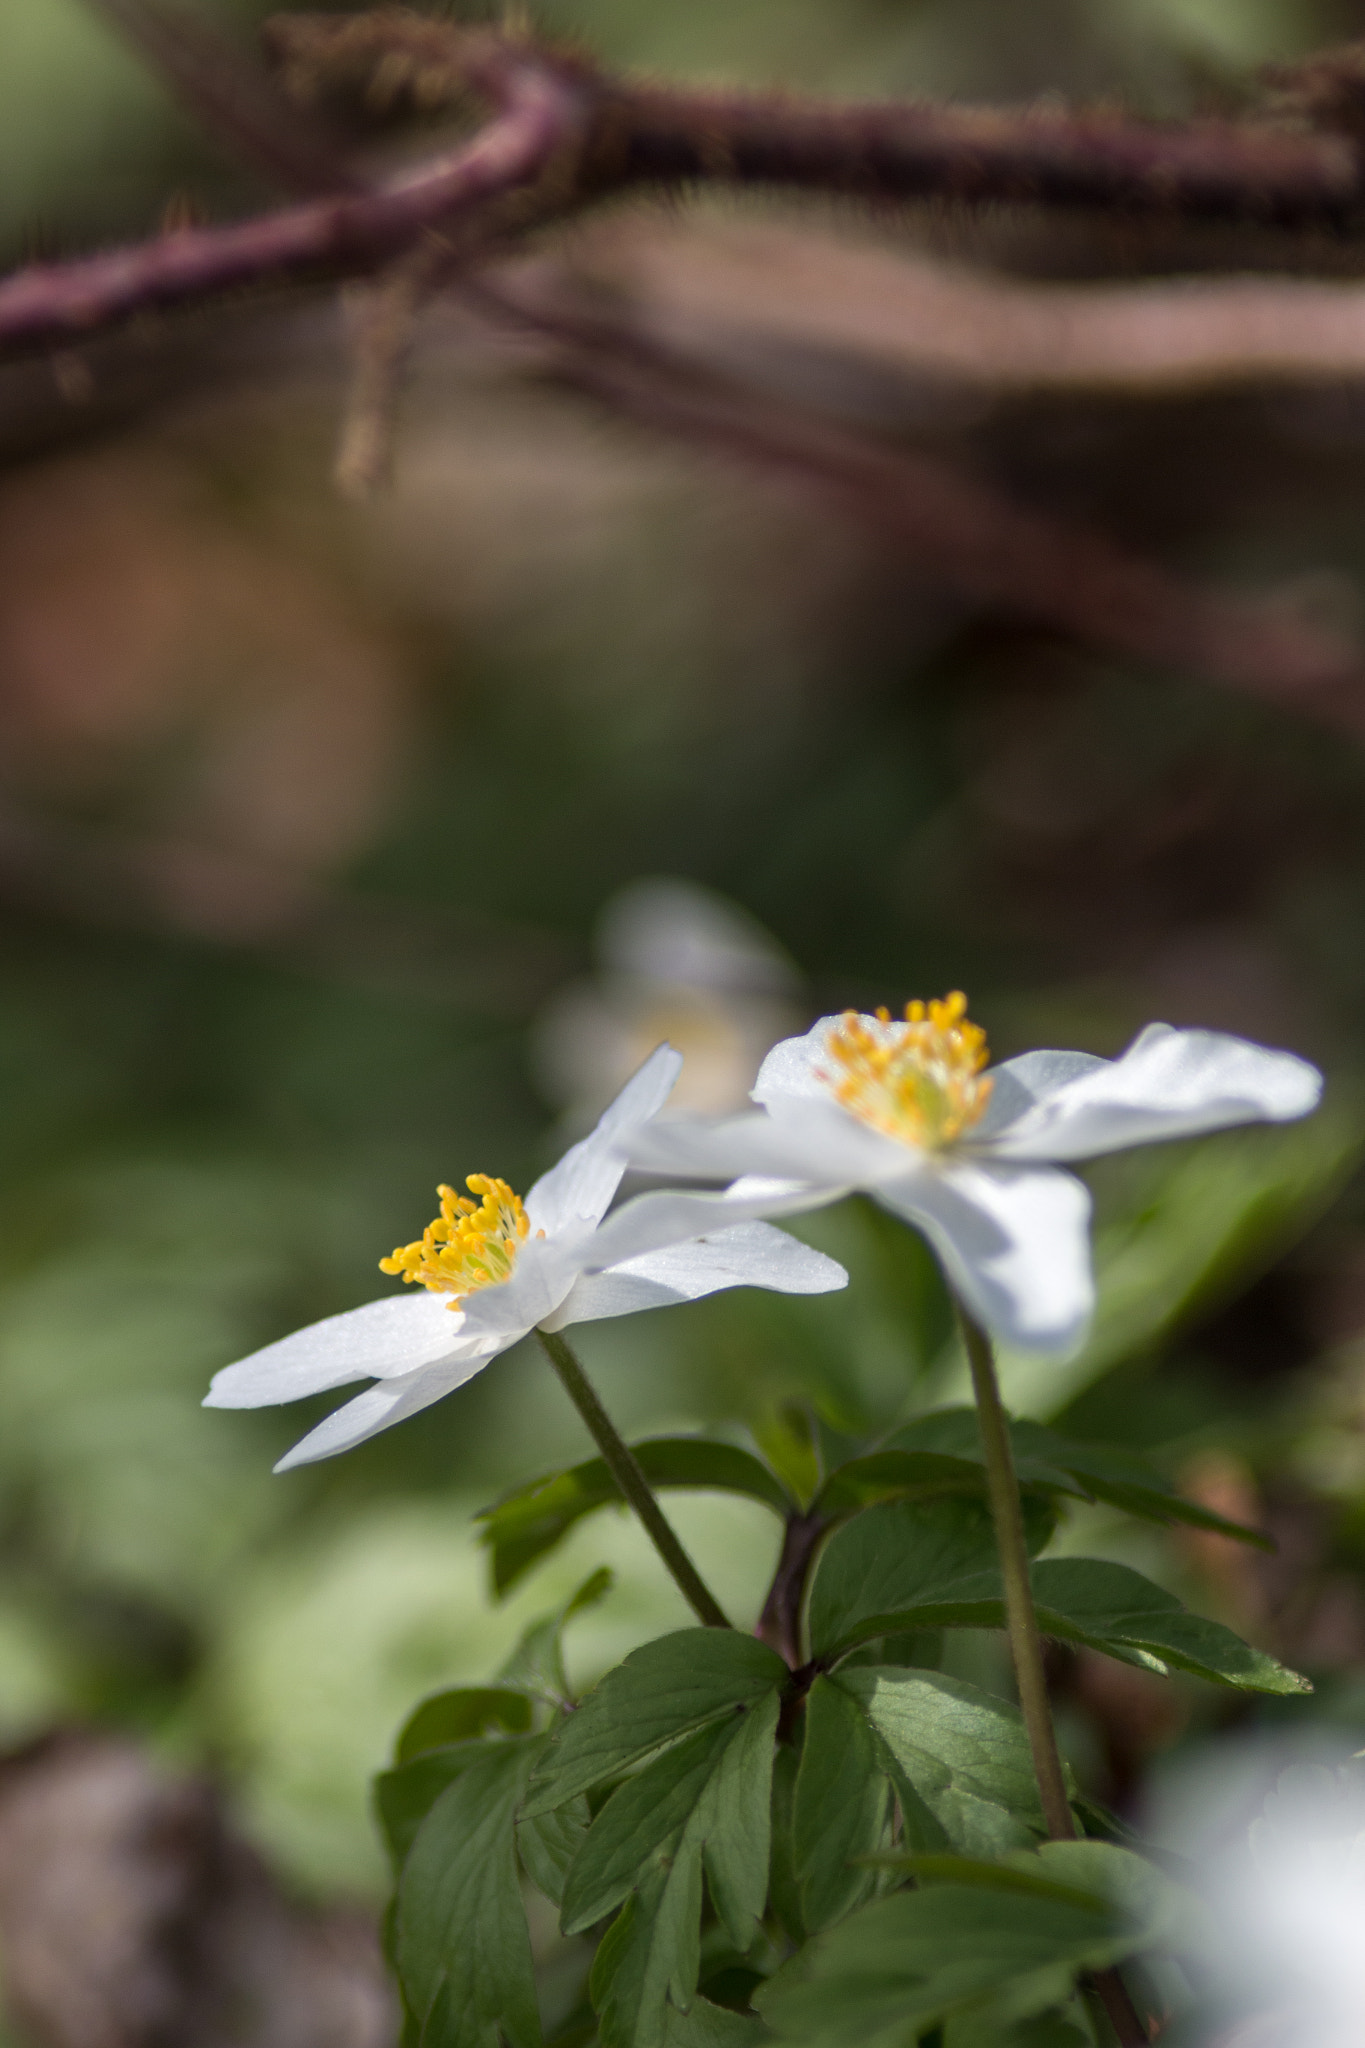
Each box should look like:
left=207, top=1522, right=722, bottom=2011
left=573, top=215, right=1365, bottom=399
left=6, top=2, right=1365, bottom=721
left=7, top=10, right=1365, bottom=361
left=0, top=28, right=585, bottom=355
left=465, top=264, right=1365, bottom=727
left=266, top=8, right=1362, bottom=226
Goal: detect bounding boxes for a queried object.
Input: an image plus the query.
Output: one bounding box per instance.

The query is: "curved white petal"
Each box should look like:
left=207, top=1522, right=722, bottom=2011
left=981, top=1022, right=1323, bottom=1164
left=204, top=1290, right=472, bottom=1409
left=525, top=1043, right=683, bottom=1236
left=547, top=1221, right=847, bottom=1329
left=751, top=1017, right=843, bottom=1106
left=444, top=1234, right=580, bottom=1345
left=972, top=1049, right=1110, bottom=1141
left=273, top=1351, right=503, bottom=1470
left=582, top=1178, right=844, bottom=1272
left=629, top=1096, right=908, bottom=1187
left=878, top=1160, right=1094, bottom=1354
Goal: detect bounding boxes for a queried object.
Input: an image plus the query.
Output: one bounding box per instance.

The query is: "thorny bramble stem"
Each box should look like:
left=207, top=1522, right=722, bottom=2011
left=536, top=1327, right=731, bottom=1630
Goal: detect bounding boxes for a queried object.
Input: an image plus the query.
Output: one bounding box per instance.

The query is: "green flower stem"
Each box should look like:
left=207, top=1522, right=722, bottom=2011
left=536, top=1327, right=732, bottom=1630
left=955, top=1301, right=1075, bottom=1841
left=957, top=1302, right=1148, bottom=2048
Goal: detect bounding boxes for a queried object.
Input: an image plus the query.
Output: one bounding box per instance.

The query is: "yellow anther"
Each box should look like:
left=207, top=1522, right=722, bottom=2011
left=380, top=1173, right=530, bottom=1309
left=816, top=993, right=993, bottom=1150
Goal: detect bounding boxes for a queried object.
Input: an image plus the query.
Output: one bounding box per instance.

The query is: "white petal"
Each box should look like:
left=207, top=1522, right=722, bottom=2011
left=981, top=1022, right=1323, bottom=1164
left=878, top=1160, right=1094, bottom=1354
left=525, top=1043, right=683, bottom=1236
left=972, top=1049, right=1110, bottom=1141
left=204, top=1291, right=472, bottom=1409
left=582, top=1179, right=843, bottom=1271
left=547, top=1221, right=847, bottom=1329
left=272, top=1351, right=503, bottom=1470
left=444, top=1235, right=578, bottom=1344
left=629, top=1096, right=906, bottom=1186
left=751, top=1015, right=848, bottom=1106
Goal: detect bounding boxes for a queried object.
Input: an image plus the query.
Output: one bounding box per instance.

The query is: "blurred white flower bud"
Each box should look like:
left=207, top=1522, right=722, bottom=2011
left=533, top=877, right=803, bottom=1126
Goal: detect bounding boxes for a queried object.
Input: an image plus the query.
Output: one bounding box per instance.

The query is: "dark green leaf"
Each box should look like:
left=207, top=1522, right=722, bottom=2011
left=518, top=1797, right=590, bottom=1908
left=1024, top=1840, right=1201, bottom=1950
left=750, top=1404, right=822, bottom=1510
left=945, top=2002, right=1091, bottom=2048
left=375, top=1744, right=486, bottom=1871
left=861, top=1408, right=1269, bottom=1548
left=805, top=1498, right=1011, bottom=1659
left=525, top=1630, right=788, bottom=1815
left=879, top=1412, right=1078, bottom=1492
left=808, top=1502, right=1307, bottom=1692
left=835, top=1667, right=1047, bottom=1854
left=498, top=1568, right=616, bottom=1705
left=664, top=1999, right=767, bottom=2048
left=1018, top=1426, right=1269, bottom=1544
left=571, top=1691, right=781, bottom=2048
left=792, top=1675, right=887, bottom=1930
left=869, top=1837, right=1203, bottom=1958
left=865, top=1853, right=1103, bottom=1908
left=768, top=1743, right=805, bottom=1945
left=396, top=1688, right=534, bottom=1764
left=590, top=1859, right=702, bottom=2048
left=755, top=1883, right=1133, bottom=2045
left=397, top=1736, right=546, bottom=2048
left=814, top=1447, right=1000, bottom=1518
left=562, top=1718, right=738, bottom=1935
left=480, top=1443, right=794, bottom=1595
left=1028, top=1558, right=1309, bottom=1693
left=562, top=1691, right=780, bottom=1939
left=694, top=1686, right=780, bottom=1948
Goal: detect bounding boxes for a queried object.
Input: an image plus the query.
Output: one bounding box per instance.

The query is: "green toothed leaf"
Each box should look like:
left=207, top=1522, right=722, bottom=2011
left=395, top=1686, right=534, bottom=1764
left=806, top=1499, right=1307, bottom=1692
left=396, top=1736, right=545, bottom=2048
left=792, top=1674, right=888, bottom=1930
left=525, top=1629, right=787, bottom=1815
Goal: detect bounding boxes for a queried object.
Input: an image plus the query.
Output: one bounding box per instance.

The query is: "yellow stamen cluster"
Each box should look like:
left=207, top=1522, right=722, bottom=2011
left=818, top=992, right=993, bottom=1150
left=380, top=1174, right=530, bottom=1308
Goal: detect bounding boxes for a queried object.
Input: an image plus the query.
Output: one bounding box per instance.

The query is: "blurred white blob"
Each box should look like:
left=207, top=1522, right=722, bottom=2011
left=533, top=877, right=803, bottom=1125
left=1216, top=1765, right=1365, bottom=2048
left=1147, top=1748, right=1365, bottom=2047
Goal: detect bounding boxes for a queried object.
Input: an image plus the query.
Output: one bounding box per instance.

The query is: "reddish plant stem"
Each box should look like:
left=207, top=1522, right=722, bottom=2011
left=4, top=12, right=1365, bottom=361
left=756, top=1511, right=826, bottom=1668
left=0, top=37, right=583, bottom=354
left=586, top=78, right=1358, bottom=224
left=274, top=12, right=1363, bottom=226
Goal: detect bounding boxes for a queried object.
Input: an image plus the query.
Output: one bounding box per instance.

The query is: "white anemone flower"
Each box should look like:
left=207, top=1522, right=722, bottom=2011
left=205, top=1045, right=846, bottom=1470
left=628, top=996, right=1322, bottom=1354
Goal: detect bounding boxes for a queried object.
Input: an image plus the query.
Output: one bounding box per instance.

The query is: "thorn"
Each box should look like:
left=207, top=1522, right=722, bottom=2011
left=159, top=190, right=204, bottom=235
left=334, top=243, right=447, bottom=502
